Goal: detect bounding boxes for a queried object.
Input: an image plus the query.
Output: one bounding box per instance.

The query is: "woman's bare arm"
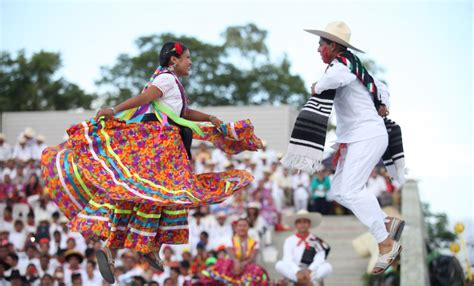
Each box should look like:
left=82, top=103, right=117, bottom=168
left=95, top=86, right=162, bottom=120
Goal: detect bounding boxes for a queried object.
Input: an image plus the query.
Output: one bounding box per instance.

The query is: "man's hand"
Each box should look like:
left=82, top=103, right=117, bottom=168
left=296, top=270, right=311, bottom=283
left=311, top=82, right=318, bottom=95
left=296, top=270, right=306, bottom=281
left=378, top=104, right=389, bottom=117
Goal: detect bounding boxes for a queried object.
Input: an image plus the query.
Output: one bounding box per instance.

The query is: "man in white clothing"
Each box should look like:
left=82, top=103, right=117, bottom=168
left=208, top=211, right=233, bottom=249
left=33, top=135, right=48, bottom=160
left=12, top=137, right=33, bottom=163
left=275, top=210, right=331, bottom=286
left=0, top=133, right=12, bottom=168
left=366, top=168, right=388, bottom=199
left=304, top=21, right=403, bottom=274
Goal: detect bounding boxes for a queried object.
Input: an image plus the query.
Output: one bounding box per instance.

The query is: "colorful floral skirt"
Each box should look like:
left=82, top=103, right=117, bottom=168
left=203, top=258, right=269, bottom=286
left=41, top=119, right=261, bottom=253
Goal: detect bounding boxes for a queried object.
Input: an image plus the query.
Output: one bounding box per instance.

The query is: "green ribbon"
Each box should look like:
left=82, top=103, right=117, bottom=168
left=151, top=101, right=204, bottom=136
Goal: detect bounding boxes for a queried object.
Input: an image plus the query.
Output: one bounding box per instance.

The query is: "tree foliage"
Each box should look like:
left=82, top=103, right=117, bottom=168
left=0, top=50, right=96, bottom=111
left=97, top=24, right=308, bottom=107
left=423, top=203, right=456, bottom=249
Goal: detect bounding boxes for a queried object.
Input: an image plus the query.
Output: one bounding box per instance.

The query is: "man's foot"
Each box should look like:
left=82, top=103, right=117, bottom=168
left=372, top=239, right=401, bottom=275
left=385, top=217, right=405, bottom=241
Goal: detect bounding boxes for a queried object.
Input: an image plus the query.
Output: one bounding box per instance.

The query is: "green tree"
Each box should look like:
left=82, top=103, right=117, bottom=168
left=422, top=203, right=456, bottom=249
left=0, top=50, right=96, bottom=111
left=97, top=24, right=308, bottom=107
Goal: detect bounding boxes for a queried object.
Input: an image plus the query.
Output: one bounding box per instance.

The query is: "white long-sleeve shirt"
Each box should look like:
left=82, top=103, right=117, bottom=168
left=0, top=143, right=12, bottom=161
left=314, top=60, right=387, bottom=143
left=280, top=233, right=327, bottom=275
left=208, top=220, right=233, bottom=249
left=12, top=144, right=34, bottom=162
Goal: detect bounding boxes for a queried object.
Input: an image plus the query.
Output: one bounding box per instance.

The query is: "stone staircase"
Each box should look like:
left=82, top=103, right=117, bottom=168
left=259, top=215, right=369, bottom=286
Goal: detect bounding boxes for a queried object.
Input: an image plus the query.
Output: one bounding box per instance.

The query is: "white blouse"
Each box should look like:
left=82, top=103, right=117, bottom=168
left=147, top=73, right=184, bottom=116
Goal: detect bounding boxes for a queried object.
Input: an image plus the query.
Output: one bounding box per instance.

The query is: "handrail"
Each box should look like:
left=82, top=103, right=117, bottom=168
left=400, top=179, right=430, bottom=286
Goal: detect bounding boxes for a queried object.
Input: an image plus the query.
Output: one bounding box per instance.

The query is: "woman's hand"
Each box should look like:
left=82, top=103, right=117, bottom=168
left=95, top=108, right=115, bottom=121
left=209, top=116, right=223, bottom=129
left=233, top=261, right=243, bottom=274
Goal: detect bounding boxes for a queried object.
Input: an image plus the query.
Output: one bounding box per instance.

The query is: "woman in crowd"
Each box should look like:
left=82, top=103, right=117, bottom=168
left=204, top=218, right=269, bottom=285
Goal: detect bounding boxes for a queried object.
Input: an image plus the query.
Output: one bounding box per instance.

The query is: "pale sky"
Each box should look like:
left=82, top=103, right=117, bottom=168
left=1, top=0, right=473, bottom=222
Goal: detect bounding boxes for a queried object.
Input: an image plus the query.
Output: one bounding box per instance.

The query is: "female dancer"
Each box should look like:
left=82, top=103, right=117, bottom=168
left=42, top=41, right=261, bottom=283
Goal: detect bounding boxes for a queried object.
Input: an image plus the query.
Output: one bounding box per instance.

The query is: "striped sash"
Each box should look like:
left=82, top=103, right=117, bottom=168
left=281, top=89, right=336, bottom=173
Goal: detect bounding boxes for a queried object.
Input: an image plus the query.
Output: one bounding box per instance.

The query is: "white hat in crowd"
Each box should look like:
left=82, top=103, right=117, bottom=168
left=247, top=202, right=261, bottom=210
left=24, top=127, right=35, bottom=138
left=284, top=210, right=323, bottom=228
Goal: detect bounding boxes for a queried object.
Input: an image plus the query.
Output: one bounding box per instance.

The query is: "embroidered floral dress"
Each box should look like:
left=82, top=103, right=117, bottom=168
left=41, top=68, right=262, bottom=253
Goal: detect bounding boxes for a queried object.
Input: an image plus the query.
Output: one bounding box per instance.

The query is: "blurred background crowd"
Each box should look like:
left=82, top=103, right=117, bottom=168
left=0, top=127, right=402, bottom=285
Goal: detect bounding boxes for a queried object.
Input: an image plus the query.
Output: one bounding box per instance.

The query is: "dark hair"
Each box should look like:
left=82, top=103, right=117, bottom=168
left=40, top=274, right=54, bottom=281
left=159, top=41, right=188, bottom=67
left=27, top=263, right=37, bottom=269
left=25, top=174, right=40, bottom=196
left=71, top=273, right=82, bottom=282
left=200, top=231, right=209, bottom=238
left=8, top=252, right=19, bottom=262
left=85, top=248, right=95, bottom=259
left=87, top=260, right=96, bottom=268
left=180, top=260, right=190, bottom=268
left=320, top=37, right=347, bottom=52
left=236, top=217, right=250, bottom=224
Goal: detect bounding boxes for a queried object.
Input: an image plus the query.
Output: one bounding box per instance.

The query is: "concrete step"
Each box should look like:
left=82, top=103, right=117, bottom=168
left=260, top=215, right=369, bottom=286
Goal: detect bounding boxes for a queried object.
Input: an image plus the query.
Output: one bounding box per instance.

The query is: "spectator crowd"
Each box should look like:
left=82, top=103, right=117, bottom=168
left=0, top=127, right=402, bottom=285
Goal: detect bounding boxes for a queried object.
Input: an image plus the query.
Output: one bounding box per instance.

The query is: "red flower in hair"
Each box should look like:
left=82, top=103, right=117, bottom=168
left=174, top=42, right=183, bottom=55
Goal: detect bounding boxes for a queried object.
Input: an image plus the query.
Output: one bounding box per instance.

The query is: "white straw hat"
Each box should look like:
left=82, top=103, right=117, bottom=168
left=284, top=210, right=323, bottom=227
left=24, top=127, right=35, bottom=138
left=305, top=21, right=364, bottom=53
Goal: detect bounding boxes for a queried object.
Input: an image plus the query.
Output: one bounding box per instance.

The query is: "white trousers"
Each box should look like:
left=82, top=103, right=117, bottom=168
left=331, top=135, right=389, bottom=243
left=275, top=260, right=332, bottom=282
left=294, top=197, right=308, bottom=212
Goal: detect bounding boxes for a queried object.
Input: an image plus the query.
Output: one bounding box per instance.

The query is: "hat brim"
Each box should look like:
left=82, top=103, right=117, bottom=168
left=284, top=212, right=323, bottom=228
left=6, top=276, right=27, bottom=282
left=304, top=29, right=365, bottom=54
